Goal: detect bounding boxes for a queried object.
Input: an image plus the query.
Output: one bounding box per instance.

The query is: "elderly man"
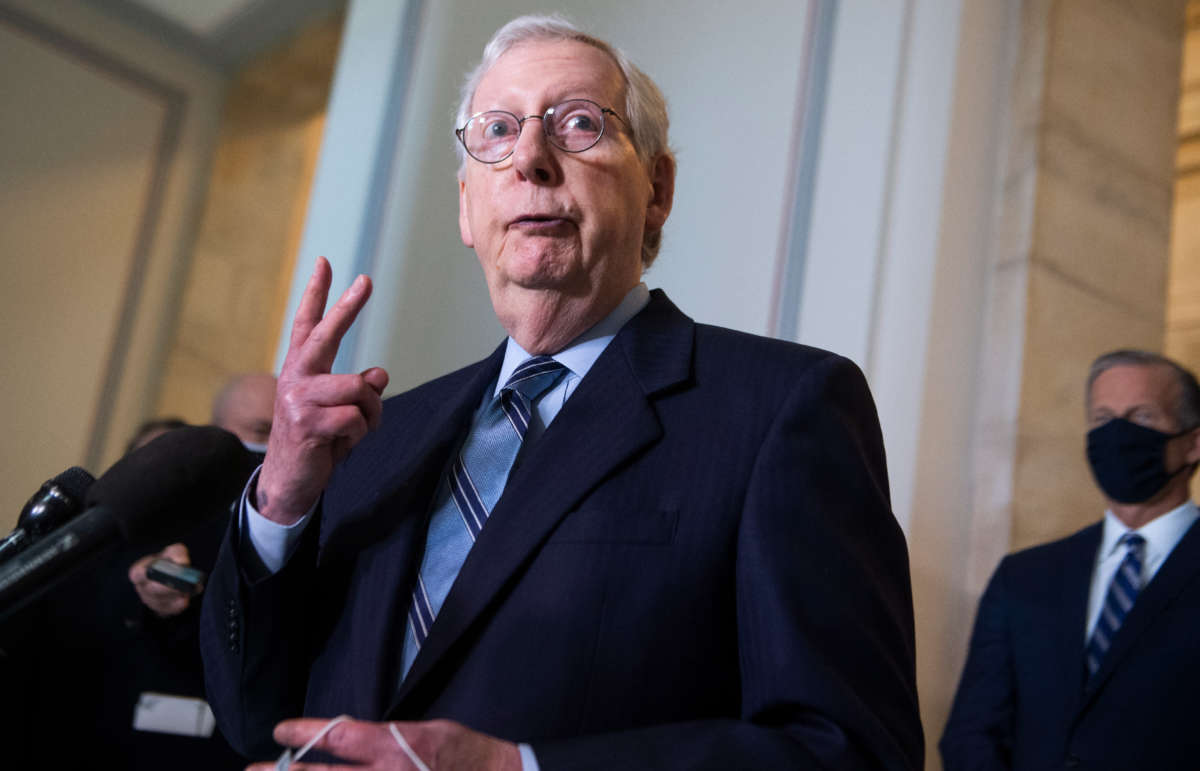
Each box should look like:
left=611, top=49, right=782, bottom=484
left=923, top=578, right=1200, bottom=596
left=941, top=350, right=1200, bottom=770
left=202, top=16, right=922, bottom=770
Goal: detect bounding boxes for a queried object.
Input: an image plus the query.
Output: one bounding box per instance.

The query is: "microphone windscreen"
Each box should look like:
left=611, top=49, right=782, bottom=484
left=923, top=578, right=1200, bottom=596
left=54, top=466, right=95, bottom=504
left=17, top=466, right=96, bottom=532
left=85, top=426, right=256, bottom=543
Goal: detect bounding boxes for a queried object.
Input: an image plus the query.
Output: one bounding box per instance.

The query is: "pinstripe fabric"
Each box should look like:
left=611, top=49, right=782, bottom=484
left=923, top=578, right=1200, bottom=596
left=1086, top=533, right=1145, bottom=677
left=401, top=356, right=565, bottom=678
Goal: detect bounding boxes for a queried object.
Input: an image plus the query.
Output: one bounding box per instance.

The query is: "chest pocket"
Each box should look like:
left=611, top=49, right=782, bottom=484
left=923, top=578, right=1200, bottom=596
left=547, top=505, right=678, bottom=545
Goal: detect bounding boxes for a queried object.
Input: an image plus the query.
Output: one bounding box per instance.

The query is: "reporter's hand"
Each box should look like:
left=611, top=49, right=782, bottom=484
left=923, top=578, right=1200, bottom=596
left=246, top=716, right=522, bottom=771
left=257, top=258, right=389, bottom=524
left=128, top=542, right=194, bottom=618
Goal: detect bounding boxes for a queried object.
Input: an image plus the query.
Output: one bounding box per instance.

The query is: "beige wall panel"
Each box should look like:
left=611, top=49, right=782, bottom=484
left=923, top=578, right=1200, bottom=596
left=1167, top=174, right=1200, bottom=327
left=1168, top=4, right=1200, bottom=512
left=1012, top=432, right=1104, bottom=549
left=1179, top=88, right=1200, bottom=133
left=0, top=22, right=163, bottom=518
left=1045, top=0, right=1182, bottom=182
left=154, top=349, right=229, bottom=427
left=0, top=24, right=163, bottom=497
left=1019, top=258, right=1165, bottom=438
left=1033, top=125, right=1172, bottom=314
left=1176, top=139, right=1200, bottom=168
left=1164, top=322, right=1200, bottom=367
left=0, top=0, right=224, bottom=530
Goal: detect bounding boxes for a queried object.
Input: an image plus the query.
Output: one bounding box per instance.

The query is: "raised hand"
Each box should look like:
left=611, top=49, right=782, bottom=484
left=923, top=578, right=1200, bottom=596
left=256, top=258, right=390, bottom=524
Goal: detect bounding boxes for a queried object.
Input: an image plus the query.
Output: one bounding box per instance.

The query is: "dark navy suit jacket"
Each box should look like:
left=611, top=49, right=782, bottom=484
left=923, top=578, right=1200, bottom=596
left=201, top=291, right=923, bottom=769
left=940, top=516, right=1200, bottom=770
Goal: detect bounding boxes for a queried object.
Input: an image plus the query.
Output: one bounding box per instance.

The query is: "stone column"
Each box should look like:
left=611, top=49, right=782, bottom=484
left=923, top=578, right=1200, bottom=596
left=1166, top=4, right=1200, bottom=378
left=971, top=0, right=1186, bottom=587
left=928, top=2, right=1186, bottom=768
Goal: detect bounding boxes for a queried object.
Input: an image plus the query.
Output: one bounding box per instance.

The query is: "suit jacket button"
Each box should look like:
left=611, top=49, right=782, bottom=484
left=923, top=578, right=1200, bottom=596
left=1065, top=755, right=1080, bottom=768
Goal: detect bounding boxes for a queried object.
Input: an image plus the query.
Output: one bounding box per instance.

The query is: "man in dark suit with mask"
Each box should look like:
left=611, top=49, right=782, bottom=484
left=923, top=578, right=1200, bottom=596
left=941, top=349, right=1200, bottom=770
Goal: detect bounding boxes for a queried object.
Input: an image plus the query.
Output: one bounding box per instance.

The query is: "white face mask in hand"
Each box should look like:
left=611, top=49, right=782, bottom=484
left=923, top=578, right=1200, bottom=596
left=274, top=714, right=432, bottom=771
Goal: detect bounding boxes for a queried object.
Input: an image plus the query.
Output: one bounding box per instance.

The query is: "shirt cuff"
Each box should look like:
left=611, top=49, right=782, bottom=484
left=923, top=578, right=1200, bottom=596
left=240, top=465, right=313, bottom=574
left=517, top=743, right=540, bottom=771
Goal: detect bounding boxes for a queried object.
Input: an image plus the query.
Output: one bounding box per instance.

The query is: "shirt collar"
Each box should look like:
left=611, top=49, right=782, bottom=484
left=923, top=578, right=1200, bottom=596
left=1100, top=500, right=1200, bottom=560
left=495, top=283, right=651, bottom=395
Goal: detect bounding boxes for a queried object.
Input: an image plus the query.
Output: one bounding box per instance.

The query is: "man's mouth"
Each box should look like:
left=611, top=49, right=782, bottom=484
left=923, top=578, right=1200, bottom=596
left=510, top=214, right=575, bottom=231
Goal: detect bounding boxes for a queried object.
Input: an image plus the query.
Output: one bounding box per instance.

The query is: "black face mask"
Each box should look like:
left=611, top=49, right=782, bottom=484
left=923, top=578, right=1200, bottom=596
left=1086, top=418, right=1193, bottom=504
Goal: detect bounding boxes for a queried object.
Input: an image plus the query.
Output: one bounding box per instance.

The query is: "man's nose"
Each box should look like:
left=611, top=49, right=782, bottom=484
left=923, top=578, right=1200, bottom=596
left=510, top=116, right=559, bottom=184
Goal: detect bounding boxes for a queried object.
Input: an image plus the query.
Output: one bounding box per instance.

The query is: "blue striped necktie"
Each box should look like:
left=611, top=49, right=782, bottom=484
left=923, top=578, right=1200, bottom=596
left=401, top=355, right=566, bottom=677
left=1086, top=532, right=1145, bottom=677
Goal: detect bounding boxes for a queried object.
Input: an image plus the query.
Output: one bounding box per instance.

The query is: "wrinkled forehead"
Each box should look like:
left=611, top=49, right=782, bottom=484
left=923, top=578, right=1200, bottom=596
left=471, top=39, right=627, bottom=114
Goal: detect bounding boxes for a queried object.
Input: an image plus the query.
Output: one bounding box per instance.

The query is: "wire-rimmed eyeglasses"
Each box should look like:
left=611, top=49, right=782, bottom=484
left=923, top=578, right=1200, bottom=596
left=456, top=98, right=626, bottom=164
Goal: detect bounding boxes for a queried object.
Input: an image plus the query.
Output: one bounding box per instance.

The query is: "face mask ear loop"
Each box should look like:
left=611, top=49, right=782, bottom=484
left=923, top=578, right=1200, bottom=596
left=275, top=714, right=352, bottom=770
left=1165, top=425, right=1200, bottom=478
left=389, top=722, right=433, bottom=771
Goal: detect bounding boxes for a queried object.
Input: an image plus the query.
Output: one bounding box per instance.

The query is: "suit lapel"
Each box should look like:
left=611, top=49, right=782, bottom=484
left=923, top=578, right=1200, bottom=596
left=1053, top=526, right=1101, bottom=717
left=369, top=351, right=506, bottom=514
left=388, top=291, right=694, bottom=712
left=319, top=345, right=505, bottom=717
left=1081, top=516, right=1200, bottom=706
left=319, top=346, right=506, bottom=559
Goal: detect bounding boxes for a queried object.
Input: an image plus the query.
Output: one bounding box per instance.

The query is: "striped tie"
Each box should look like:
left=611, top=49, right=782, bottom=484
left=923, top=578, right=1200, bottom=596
left=401, top=356, right=566, bottom=677
left=1086, top=532, right=1145, bottom=677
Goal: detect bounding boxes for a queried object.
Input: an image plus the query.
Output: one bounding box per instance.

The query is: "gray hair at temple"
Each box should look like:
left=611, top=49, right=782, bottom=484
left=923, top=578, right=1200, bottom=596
left=454, top=14, right=673, bottom=266
left=1086, top=349, right=1200, bottom=430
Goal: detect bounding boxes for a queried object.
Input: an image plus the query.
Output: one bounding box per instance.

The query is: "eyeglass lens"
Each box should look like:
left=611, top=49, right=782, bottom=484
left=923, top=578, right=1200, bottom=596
left=460, top=99, right=608, bottom=163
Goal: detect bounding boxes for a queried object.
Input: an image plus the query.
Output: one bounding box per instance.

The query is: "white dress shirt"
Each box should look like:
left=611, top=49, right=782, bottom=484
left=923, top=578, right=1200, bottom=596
left=1084, top=500, right=1199, bottom=640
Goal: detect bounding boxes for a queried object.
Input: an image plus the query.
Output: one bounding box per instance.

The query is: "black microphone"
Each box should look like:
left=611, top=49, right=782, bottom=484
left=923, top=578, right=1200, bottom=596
left=0, top=467, right=95, bottom=566
left=0, top=426, right=255, bottom=621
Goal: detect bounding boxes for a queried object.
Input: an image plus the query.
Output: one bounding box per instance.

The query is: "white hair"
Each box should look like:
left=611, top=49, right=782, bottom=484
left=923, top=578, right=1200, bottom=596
left=454, top=14, right=673, bottom=266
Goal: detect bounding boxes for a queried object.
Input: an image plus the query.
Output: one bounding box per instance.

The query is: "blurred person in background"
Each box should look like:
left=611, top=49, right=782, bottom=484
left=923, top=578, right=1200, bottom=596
left=942, top=350, right=1200, bottom=770
left=3, top=373, right=273, bottom=768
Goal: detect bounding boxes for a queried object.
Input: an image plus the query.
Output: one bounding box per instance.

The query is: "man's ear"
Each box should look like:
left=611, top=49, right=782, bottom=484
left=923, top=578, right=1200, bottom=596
left=458, top=178, right=474, bottom=248
left=1185, top=426, right=1200, bottom=465
left=645, top=153, right=675, bottom=232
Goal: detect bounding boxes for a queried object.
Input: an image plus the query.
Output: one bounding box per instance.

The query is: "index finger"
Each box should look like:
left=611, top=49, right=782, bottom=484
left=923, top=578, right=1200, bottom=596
left=273, top=718, right=334, bottom=747
left=288, top=258, right=333, bottom=353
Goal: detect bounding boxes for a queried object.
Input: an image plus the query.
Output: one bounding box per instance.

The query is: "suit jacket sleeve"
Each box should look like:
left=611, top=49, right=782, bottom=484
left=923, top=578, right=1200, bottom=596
left=940, top=559, right=1015, bottom=771
left=200, top=506, right=322, bottom=758
left=533, top=355, right=923, bottom=770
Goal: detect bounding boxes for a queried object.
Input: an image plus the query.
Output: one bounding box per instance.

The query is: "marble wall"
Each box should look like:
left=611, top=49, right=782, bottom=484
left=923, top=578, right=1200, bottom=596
left=1167, top=3, right=1200, bottom=375
left=153, top=13, right=343, bottom=424
left=930, top=2, right=1188, bottom=767
left=1006, top=0, right=1184, bottom=555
